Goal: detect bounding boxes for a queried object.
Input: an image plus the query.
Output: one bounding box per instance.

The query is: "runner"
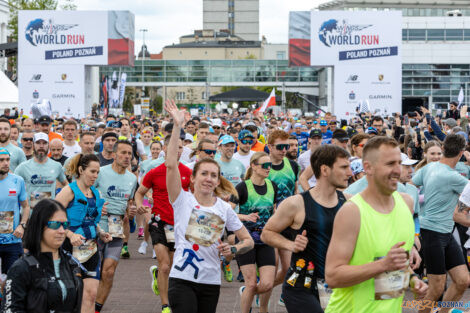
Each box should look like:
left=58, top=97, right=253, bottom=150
left=0, top=118, right=26, bottom=172
left=325, top=136, right=427, bottom=313
left=50, top=139, right=68, bottom=166
left=20, top=130, right=34, bottom=160
left=231, top=152, right=277, bottom=313
left=292, top=123, right=309, bottom=154
left=412, top=134, right=470, bottom=313
left=414, top=140, right=442, bottom=171
left=14, top=132, right=68, bottom=208
left=165, top=100, right=254, bottom=313
left=119, top=117, right=147, bottom=161
left=93, top=140, right=138, bottom=313
left=298, top=129, right=322, bottom=191
left=0, top=147, right=29, bottom=277
left=62, top=119, right=82, bottom=158
left=135, top=135, right=192, bottom=313
left=287, top=135, right=299, bottom=161
left=186, top=139, right=217, bottom=169
left=233, top=130, right=255, bottom=169
left=56, top=153, right=112, bottom=313
left=262, top=145, right=351, bottom=312
left=97, top=131, right=118, bottom=166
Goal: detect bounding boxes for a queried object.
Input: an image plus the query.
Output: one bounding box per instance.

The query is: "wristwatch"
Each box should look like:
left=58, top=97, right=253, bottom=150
left=230, top=246, right=237, bottom=256
left=20, top=223, right=26, bottom=229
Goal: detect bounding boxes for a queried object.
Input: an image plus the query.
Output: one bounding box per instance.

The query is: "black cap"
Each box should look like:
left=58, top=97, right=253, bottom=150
left=332, top=129, right=349, bottom=141
left=102, top=132, right=118, bottom=141
left=309, top=129, right=322, bottom=138
left=38, top=115, right=52, bottom=124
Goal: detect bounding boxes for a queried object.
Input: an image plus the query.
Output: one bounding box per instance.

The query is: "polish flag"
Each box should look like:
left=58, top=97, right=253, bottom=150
left=254, top=88, right=276, bottom=114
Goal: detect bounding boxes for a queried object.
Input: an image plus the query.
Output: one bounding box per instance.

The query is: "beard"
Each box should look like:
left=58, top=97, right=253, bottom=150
left=0, top=169, right=8, bottom=175
left=0, top=134, right=9, bottom=143
left=286, top=151, right=297, bottom=160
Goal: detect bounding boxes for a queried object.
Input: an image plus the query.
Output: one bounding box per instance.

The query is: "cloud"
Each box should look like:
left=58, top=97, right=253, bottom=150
left=74, top=0, right=326, bottom=54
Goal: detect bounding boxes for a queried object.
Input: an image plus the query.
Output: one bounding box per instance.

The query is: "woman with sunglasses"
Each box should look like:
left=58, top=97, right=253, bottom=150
left=165, top=100, right=254, bottom=313
left=2, top=199, right=84, bottom=312
left=186, top=139, right=218, bottom=169
left=56, top=153, right=112, bottom=313
left=232, top=152, right=278, bottom=313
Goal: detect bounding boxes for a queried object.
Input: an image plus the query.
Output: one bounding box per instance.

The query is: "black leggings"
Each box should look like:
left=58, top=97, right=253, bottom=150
left=168, top=278, right=220, bottom=313
left=282, top=283, right=324, bottom=313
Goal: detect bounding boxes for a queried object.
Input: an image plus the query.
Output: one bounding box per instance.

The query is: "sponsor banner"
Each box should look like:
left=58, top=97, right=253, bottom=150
left=310, top=11, right=402, bottom=66
left=334, top=65, right=401, bottom=119
left=18, top=64, right=85, bottom=117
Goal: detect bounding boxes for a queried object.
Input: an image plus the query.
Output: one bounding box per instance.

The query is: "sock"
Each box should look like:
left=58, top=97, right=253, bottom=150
left=162, top=304, right=169, bottom=309
left=95, top=302, right=103, bottom=312
left=123, top=242, right=128, bottom=247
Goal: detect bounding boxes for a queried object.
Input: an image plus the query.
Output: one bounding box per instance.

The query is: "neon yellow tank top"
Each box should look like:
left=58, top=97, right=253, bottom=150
left=325, top=192, right=414, bottom=313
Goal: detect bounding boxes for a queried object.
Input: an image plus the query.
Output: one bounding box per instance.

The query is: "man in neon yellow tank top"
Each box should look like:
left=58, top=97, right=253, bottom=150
left=325, top=137, right=427, bottom=313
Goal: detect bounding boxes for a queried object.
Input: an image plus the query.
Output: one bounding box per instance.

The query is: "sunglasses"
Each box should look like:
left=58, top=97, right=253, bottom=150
left=275, top=144, right=290, bottom=151
left=241, top=139, right=254, bottom=145
left=22, top=138, right=33, bottom=142
left=47, top=221, right=69, bottom=230
left=213, top=126, right=221, bottom=130
left=307, top=122, right=313, bottom=124
left=257, top=162, right=272, bottom=170
left=202, top=149, right=217, bottom=155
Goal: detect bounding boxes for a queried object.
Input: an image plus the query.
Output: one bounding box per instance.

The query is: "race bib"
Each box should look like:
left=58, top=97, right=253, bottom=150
left=108, top=215, right=125, bottom=238
left=73, top=239, right=97, bottom=263
left=185, top=209, right=225, bottom=247
left=374, top=256, right=410, bottom=300
left=164, top=224, right=175, bottom=243
left=316, top=279, right=333, bottom=309
left=0, top=211, right=14, bottom=234
left=30, top=192, right=52, bottom=208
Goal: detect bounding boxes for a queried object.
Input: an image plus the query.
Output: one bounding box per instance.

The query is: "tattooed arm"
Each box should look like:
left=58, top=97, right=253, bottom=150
left=453, top=201, right=470, bottom=227
left=233, top=226, right=254, bottom=255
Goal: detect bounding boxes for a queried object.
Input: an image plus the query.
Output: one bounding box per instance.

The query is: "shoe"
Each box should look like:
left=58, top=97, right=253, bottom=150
left=239, top=286, right=245, bottom=296
left=278, top=296, right=285, bottom=307
left=255, top=294, right=259, bottom=307
left=150, top=265, right=159, bottom=295
left=161, top=307, right=171, bottom=313
left=138, top=241, right=148, bottom=255
left=222, top=262, right=233, bottom=282
left=129, top=218, right=136, bottom=233
left=138, top=227, right=144, bottom=239
left=237, top=271, right=244, bottom=282
left=152, top=249, right=156, bottom=259
left=120, top=245, right=130, bottom=259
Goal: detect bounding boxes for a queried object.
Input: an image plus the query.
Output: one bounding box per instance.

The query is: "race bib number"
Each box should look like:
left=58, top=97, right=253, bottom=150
left=316, top=279, right=333, bottom=309
left=30, top=192, right=52, bottom=208
left=185, top=209, right=225, bottom=247
left=164, top=224, right=175, bottom=243
left=108, top=215, right=125, bottom=238
left=374, top=256, right=410, bottom=300
left=0, top=211, right=14, bottom=234
left=73, top=239, right=97, bottom=263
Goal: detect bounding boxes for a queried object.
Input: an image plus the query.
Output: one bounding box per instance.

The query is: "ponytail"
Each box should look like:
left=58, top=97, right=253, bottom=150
left=65, top=153, right=100, bottom=178
left=244, top=151, right=268, bottom=181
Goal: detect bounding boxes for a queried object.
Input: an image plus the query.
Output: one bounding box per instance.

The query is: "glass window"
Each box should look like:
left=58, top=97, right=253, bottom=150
left=427, top=29, right=444, bottom=41
left=402, top=29, right=408, bottom=40
left=446, top=29, right=463, bottom=40
left=408, top=29, right=425, bottom=40
left=276, top=51, right=286, bottom=60
left=464, top=30, right=470, bottom=40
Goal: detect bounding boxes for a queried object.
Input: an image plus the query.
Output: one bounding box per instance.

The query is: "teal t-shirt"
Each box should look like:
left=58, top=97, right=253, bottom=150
left=216, top=158, right=245, bottom=187
left=95, top=165, right=137, bottom=232
left=4, top=142, right=26, bottom=172
left=53, top=259, right=67, bottom=301
left=412, top=162, right=469, bottom=233
left=14, top=158, right=66, bottom=207
left=455, top=161, right=470, bottom=179
left=0, top=173, right=27, bottom=244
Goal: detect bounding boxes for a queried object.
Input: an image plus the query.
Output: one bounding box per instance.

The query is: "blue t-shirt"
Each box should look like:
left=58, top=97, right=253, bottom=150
left=412, top=162, right=469, bottom=234
left=216, top=158, right=246, bottom=187
left=321, top=130, right=333, bottom=145
left=0, top=173, right=27, bottom=244
left=95, top=165, right=137, bottom=232
left=293, top=132, right=309, bottom=153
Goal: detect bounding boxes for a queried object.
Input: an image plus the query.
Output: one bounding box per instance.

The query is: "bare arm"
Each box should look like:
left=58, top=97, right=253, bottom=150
left=135, top=184, right=151, bottom=214
left=233, top=226, right=254, bottom=255
left=165, top=100, right=184, bottom=203
left=454, top=201, right=470, bottom=227
left=54, top=185, right=74, bottom=209
left=19, top=200, right=30, bottom=225
left=299, top=166, right=313, bottom=191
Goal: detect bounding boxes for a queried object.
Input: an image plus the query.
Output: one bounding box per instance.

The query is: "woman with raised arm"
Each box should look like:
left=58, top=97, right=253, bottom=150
left=164, top=99, right=254, bottom=313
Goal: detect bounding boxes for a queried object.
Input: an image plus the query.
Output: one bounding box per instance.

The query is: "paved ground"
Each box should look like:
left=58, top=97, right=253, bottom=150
left=102, top=236, right=470, bottom=313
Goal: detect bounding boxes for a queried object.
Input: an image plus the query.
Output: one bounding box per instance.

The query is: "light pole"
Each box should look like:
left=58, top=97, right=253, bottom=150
left=139, top=29, right=148, bottom=98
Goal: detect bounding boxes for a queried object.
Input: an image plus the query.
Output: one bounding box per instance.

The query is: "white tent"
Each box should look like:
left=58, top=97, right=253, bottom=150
left=0, top=71, right=18, bottom=110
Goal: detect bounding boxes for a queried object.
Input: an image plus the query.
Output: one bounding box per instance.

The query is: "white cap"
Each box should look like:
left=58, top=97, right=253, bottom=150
left=211, top=118, right=222, bottom=127
left=33, top=132, right=49, bottom=143
left=184, top=133, right=194, bottom=142
left=401, top=153, right=418, bottom=166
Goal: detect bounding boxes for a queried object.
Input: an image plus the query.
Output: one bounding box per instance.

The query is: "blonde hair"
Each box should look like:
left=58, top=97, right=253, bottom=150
left=415, top=140, right=442, bottom=171
left=245, top=151, right=269, bottom=180
left=65, top=153, right=99, bottom=178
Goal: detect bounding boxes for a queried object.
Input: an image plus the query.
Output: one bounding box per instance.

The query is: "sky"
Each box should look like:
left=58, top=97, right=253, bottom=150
left=74, top=0, right=327, bottom=54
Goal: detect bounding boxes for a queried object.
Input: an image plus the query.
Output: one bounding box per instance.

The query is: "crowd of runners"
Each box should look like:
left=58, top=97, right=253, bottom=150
left=0, top=100, right=470, bottom=313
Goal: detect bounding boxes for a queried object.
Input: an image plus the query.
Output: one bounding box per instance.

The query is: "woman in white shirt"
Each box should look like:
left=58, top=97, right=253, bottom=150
left=165, top=99, right=254, bottom=313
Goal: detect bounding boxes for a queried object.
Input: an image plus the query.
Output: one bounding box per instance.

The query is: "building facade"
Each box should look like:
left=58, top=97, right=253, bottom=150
left=0, top=0, right=9, bottom=72
left=317, top=0, right=470, bottom=110
left=203, top=0, right=259, bottom=41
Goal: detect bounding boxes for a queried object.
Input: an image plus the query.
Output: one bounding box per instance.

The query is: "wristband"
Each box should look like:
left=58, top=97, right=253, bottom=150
left=409, top=273, right=419, bottom=287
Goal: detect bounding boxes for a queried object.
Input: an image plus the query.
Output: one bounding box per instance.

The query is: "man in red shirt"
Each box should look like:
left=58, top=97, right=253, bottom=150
left=135, top=135, right=191, bottom=313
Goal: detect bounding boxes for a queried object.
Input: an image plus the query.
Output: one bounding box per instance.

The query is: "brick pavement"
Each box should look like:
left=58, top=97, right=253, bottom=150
left=103, top=236, right=470, bottom=313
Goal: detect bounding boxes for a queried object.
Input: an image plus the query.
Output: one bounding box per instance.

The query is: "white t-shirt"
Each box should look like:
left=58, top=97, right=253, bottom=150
left=233, top=150, right=255, bottom=170
left=62, top=141, right=81, bottom=158
left=298, top=150, right=316, bottom=188
left=169, top=190, right=243, bottom=285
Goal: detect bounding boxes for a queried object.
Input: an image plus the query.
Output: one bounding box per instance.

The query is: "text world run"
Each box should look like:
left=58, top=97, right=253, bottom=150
left=327, top=34, right=379, bottom=46
left=33, top=34, right=85, bottom=45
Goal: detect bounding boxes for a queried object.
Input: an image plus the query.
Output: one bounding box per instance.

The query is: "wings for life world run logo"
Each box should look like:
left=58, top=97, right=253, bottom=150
left=25, top=18, right=82, bottom=46
left=106, top=186, right=130, bottom=200
left=30, top=175, right=54, bottom=185
left=318, top=19, right=376, bottom=47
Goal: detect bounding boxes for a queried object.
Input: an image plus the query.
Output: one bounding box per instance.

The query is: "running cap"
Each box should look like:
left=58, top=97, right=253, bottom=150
left=0, top=148, right=10, bottom=156
left=102, top=132, right=118, bottom=141
left=218, top=135, right=236, bottom=146
left=33, top=132, right=49, bottom=143
left=443, top=118, right=457, bottom=128
left=184, top=133, right=194, bottom=142
left=309, top=129, right=322, bottom=138
left=401, top=153, right=418, bottom=166
left=238, top=130, right=255, bottom=140
left=319, top=120, right=328, bottom=126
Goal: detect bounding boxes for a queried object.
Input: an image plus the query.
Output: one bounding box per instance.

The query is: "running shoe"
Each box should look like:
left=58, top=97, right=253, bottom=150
left=239, top=286, right=245, bottom=296
left=129, top=217, right=136, bottom=233
left=150, top=265, right=159, bottom=295
left=138, top=241, right=148, bottom=255
left=152, top=249, right=156, bottom=259
left=138, top=227, right=144, bottom=239
left=120, top=245, right=130, bottom=259
left=237, top=271, right=244, bottom=282
left=278, top=296, right=285, bottom=307
left=254, top=294, right=259, bottom=307
left=222, top=262, right=233, bottom=282
left=161, top=306, right=171, bottom=313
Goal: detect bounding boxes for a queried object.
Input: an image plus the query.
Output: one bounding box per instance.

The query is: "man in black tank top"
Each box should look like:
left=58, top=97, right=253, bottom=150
left=262, top=145, right=352, bottom=313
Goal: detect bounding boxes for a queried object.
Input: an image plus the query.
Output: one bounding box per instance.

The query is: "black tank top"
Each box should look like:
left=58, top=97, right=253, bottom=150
left=289, top=189, right=346, bottom=280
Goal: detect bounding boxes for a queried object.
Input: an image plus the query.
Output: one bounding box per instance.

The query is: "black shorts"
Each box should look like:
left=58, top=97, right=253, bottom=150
left=169, top=277, right=220, bottom=313
left=63, top=238, right=101, bottom=280
left=421, top=228, right=466, bottom=275
left=148, top=217, right=175, bottom=252
left=236, top=243, right=275, bottom=268
left=282, top=283, right=323, bottom=313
